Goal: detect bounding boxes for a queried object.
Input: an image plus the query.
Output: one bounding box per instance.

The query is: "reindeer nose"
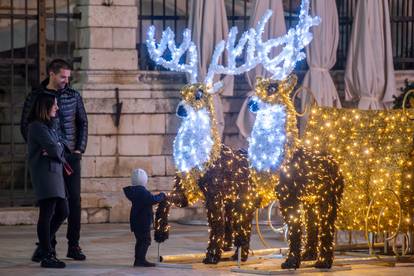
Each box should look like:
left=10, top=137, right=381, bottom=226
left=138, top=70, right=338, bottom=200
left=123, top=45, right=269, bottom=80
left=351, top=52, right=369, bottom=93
left=176, top=103, right=188, bottom=118
left=248, top=97, right=259, bottom=113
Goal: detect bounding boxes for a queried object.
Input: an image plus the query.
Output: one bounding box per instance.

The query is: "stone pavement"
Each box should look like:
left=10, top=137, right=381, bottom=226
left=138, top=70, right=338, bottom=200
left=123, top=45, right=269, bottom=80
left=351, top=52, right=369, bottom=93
left=0, top=222, right=413, bottom=275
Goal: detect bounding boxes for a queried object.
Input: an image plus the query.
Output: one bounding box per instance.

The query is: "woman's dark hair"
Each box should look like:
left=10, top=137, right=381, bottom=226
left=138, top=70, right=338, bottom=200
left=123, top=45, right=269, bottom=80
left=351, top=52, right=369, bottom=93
left=28, top=93, right=57, bottom=123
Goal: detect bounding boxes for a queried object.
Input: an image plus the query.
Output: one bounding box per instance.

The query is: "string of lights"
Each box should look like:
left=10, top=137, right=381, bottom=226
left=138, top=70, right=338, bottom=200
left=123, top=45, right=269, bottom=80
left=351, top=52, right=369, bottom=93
left=304, top=107, right=414, bottom=234
left=248, top=75, right=344, bottom=269
left=147, top=0, right=336, bottom=267
left=146, top=15, right=268, bottom=263
left=243, top=0, right=345, bottom=269
left=154, top=86, right=261, bottom=264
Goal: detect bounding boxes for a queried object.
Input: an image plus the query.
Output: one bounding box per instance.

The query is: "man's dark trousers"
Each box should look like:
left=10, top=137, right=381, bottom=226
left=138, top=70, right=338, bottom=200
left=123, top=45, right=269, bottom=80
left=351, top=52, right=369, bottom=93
left=64, top=153, right=82, bottom=246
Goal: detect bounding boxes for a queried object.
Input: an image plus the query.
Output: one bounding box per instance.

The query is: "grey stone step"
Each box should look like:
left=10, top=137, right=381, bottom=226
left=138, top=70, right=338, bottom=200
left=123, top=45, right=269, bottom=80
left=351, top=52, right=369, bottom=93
left=0, top=207, right=38, bottom=225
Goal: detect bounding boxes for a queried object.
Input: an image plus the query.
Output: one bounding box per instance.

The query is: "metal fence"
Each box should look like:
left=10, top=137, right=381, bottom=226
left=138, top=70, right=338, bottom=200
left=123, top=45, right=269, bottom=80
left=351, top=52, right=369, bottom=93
left=137, top=0, right=414, bottom=70
left=0, top=0, right=79, bottom=207
left=389, top=0, right=414, bottom=69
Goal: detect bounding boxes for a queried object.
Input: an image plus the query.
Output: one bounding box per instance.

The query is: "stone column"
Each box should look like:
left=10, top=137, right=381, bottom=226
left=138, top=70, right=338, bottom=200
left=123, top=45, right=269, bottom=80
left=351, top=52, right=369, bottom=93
left=73, top=0, right=140, bottom=223
left=74, top=0, right=138, bottom=84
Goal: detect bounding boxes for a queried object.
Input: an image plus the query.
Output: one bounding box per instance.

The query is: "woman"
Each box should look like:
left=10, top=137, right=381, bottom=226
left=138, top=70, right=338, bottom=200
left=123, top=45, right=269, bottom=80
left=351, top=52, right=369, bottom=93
left=27, top=93, right=68, bottom=268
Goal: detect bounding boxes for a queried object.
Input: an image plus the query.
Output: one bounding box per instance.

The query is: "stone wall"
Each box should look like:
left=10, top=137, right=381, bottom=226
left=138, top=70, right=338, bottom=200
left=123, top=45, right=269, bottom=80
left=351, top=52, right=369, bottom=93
left=1, top=0, right=414, bottom=225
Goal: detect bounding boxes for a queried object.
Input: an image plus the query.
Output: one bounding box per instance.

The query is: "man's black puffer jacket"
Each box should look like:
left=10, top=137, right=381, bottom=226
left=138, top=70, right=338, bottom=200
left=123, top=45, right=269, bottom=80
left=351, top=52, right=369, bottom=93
left=20, top=78, right=88, bottom=153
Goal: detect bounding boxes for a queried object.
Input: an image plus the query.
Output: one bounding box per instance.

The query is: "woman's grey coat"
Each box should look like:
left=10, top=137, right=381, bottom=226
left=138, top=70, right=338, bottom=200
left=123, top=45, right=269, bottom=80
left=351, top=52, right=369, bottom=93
left=28, top=120, right=66, bottom=201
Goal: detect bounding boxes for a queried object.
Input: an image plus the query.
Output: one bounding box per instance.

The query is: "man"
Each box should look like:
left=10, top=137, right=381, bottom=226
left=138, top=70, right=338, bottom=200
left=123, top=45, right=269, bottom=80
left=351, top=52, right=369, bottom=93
left=21, top=59, right=88, bottom=261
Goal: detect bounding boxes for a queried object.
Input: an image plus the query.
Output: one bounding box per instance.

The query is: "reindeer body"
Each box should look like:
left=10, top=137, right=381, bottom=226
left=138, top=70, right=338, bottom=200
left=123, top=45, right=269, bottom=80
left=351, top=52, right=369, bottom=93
left=153, top=84, right=259, bottom=264
left=277, top=148, right=344, bottom=269
left=248, top=76, right=344, bottom=269
left=198, top=144, right=256, bottom=260
left=156, top=144, right=258, bottom=264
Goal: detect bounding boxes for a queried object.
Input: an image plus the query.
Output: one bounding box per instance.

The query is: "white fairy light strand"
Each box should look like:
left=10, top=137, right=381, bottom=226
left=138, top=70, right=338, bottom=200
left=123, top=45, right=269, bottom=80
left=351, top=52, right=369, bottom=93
left=146, top=0, right=319, bottom=86
left=205, top=27, right=259, bottom=88
left=248, top=97, right=287, bottom=172
left=173, top=104, right=214, bottom=173
left=256, top=0, right=320, bottom=80
left=146, top=26, right=198, bottom=83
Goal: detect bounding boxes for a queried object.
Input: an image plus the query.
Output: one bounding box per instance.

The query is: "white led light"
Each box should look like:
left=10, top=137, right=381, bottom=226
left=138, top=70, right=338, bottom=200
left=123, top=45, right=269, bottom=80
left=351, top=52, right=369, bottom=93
left=255, top=0, right=320, bottom=80
left=173, top=106, right=214, bottom=173
left=146, top=26, right=198, bottom=83
left=248, top=97, right=287, bottom=172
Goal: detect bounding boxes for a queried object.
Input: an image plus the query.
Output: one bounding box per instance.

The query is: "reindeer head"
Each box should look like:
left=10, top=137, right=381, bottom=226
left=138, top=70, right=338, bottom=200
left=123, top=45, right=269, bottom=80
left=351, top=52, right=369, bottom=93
left=247, top=75, right=299, bottom=173
left=146, top=18, right=262, bottom=175
left=173, top=83, right=221, bottom=174
left=248, top=0, right=320, bottom=174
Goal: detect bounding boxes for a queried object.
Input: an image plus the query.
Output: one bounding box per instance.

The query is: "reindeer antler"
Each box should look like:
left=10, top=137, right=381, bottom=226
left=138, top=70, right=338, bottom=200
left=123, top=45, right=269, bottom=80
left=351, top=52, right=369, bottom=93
left=146, top=26, right=199, bottom=83
left=205, top=27, right=258, bottom=93
left=146, top=0, right=318, bottom=89
left=257, top=0, right=320, bottom=80
left=203, top=2, right=318, bottom=94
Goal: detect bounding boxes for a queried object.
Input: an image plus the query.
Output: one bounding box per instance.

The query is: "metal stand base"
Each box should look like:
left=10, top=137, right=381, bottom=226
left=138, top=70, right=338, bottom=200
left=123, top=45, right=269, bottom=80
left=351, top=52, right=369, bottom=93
left=231, top=266, right=352, bottom=275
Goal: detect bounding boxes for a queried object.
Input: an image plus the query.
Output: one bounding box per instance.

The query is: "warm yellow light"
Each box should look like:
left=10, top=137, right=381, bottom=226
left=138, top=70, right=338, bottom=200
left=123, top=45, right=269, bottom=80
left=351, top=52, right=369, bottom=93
left=305, top=106, right=414, bottom=231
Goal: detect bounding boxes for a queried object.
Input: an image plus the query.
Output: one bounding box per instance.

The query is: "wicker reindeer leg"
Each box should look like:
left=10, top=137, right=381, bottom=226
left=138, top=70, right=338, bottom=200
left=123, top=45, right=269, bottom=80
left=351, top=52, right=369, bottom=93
left=230, top=199, right=254, bottom=262
left=313, top=158, right=344, bottom=269
left=279, top=201, right=302, bottom=269
left=237, top=210, right=254, bottom=262
left=223, top=201, right=234, bottom=252
left=314, top=199, right=335, bottom=268
left=204, top=195, right=225, bottom=264
left=154, top=200, right=171, bottom=243
left=315, top=170, right=343, bottom=269
left=154, top=177, right=189, bottom=243
left=301, top=202, right=318, bottom=261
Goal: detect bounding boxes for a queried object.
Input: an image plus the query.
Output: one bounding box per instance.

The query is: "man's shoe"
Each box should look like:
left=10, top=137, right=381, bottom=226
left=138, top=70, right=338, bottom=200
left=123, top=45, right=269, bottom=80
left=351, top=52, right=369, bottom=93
left=133, top=259, right=156, bottom=267
left=40, top=253, right=66, bottom=268
left=31, top=244, right=48, bottom=263
left=67, top=246, right=86, bottom=261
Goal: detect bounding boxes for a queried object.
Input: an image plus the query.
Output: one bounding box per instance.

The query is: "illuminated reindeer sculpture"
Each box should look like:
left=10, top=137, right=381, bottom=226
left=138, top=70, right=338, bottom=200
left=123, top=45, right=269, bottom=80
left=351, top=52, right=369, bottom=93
left=146, top=18, right=264, bottom=264
left=247, top=0, right=344, bottom=269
